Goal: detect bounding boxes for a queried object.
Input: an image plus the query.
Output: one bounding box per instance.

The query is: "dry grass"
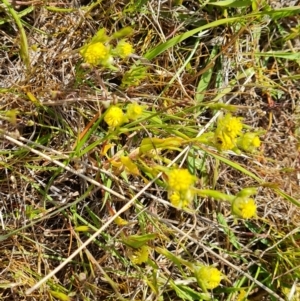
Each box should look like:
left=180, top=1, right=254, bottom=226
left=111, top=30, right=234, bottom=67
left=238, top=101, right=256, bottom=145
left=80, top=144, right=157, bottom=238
left=0, top=0, right=300, bottom=300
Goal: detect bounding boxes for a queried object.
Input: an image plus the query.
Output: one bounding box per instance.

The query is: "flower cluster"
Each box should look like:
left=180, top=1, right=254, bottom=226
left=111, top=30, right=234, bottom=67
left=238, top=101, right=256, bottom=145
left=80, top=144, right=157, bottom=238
left=167, top=168, right=196, bottom=209
left=213, top=113, right=262, bottom=153
left=79, top=28, right=134, bottom=68
left=214, top=113, right=243, bottom=151
left=104, top=102, right=144, bottom=129
left=194, top=265, right=222, bottom=290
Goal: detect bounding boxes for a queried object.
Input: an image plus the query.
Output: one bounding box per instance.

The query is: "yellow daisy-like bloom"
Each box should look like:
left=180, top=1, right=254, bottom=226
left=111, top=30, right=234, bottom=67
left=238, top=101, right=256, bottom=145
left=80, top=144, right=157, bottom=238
left=80, top=42, right=109, bottom=65
left=104, top=106, right=124, bottom=128
left=231, top=197, right=257, bottom=219
left=195, top=265, right=222, bottom=290
left=168, top=169, right=195, bottom=192
left=126, top=102, right=144, bottom=120
left=115, top=40, right=134, bottom=58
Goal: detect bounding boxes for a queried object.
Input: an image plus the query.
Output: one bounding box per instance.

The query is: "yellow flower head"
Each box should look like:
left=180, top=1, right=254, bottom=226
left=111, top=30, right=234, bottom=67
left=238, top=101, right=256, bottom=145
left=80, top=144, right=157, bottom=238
left=237, top=132, right=261, bottom=153
left=231, top=197, right=257, bottom=219
left=128, top=245, right=149, bottom=265
left=104, top=106, right=124, bottom=128
left=225, top=118, right=243, bottom=138
left=214, top=114, right=243, bottom=151
left=252, top=136, right=261, bottom=147
left=214, top=131, right=236, bottom=151
left=115, top=40, right=134, bottom=58
left=217, top=113, right=243, bottom=139
left=194, top=265, right=222, bottom=290
left=168, top=169, right=196, bottom=192
left=169, top=189, right=194, bottom=209
left=126, top=102, right=144, bottom=120
left=80, top=42, right=110, bottom=66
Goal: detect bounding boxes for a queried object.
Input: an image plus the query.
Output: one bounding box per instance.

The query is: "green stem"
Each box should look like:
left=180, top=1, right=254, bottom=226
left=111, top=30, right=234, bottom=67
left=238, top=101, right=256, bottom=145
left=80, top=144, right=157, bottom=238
left=2, top=0, right=30, bottom=68
left=195, top=189, right=235, bottom=203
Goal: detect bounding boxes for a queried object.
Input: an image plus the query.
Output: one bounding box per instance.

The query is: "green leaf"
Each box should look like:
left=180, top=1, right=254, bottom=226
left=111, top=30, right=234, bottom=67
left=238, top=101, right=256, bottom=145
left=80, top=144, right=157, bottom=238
left=0, top=6, right=34, bottom=25
left=121, top=64, right=148, bottom=88
left=121, top=233, right=157, bottom=248
left=261, top=6, right=300, bottom=20
left=170, top=282, right=211, bottom=301
left=144, top=7, right=300, bottom=61
left=85, top=206, right=101, bottom=228
left=90, top=28, right=109, bottom=44
left=196, top=45, right=219, bottom=102
left=217, top=213, right=241, bottom=249
left=2, top=0, right=30, bottom=68
left=144, top=16, right=242, bottom=60
left=139, top=137, right=184, bottom=153
left=208, top=0, right=252, bottom=7
left=74, top=117, right=103, bottom=156
left=155, top=247, right=193, bottom=270
left=275, top=189, right=300, bottom=207
left=112, top=26, right=134, bottom=39
left=254, top=51, right=300, bottom=60
left=203, top=147, right=261, bottom=182
left=50, top=291, right=71, bottom=301
left=74, top=225, right=90, bottom=232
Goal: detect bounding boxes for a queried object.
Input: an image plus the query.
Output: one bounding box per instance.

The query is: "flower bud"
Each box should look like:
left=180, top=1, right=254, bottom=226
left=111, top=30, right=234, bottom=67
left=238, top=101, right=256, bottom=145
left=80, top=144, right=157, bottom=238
left=115, top=39, right=134, bottom=58
left=126, top=102, right=144, bottom=120
left=237, top=132, right=261, bottom=153
left=231, top=197, right=257, bottom=219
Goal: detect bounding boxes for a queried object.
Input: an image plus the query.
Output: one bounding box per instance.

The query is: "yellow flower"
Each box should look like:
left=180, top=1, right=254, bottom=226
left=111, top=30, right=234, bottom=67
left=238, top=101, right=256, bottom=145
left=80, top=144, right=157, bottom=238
left=214, top=131, right=236, bottom=151
left=194, top=265, right=222, bottom=290
left=231, top=197, right=257, bottom=219
left=80, top=42, right=110, bottom=66
left=225, top=117, right=243, bottom=138
left=252, top=136, right=261, bottom=147
left=169, top=190, right=194, bottom=209
left=169, top=191, right=181, bottom=206
left=104, top=106, right=124, bottom=128
left=218, top=114, right=243, bottom=139
left=115, top=40, right=134, bottom=58
left=168, top=169, right=195, bottom=192
left=237, top=133, right=261, bottom=152
left=126, top=102, right=144, bottom=120
left=128, top=245, right=149, bottom=265
left=214, top=114, right=243, bottom=151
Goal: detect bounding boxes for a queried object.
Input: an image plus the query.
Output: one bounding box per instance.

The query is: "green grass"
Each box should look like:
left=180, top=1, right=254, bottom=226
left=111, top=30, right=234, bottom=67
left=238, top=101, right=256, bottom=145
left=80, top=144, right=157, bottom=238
left=0, top=0, right=300, bottom=300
